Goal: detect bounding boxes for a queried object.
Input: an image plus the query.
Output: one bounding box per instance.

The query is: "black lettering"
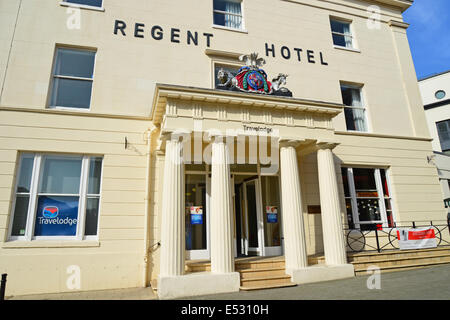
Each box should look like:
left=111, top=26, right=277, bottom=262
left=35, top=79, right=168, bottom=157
left=294, top=48, right=303, bottom=61
left=171, top=28, right=180, bottom=43
left=151, top=26, right=163, bottom=40
left=320, top=52, right=328, bottom=66
left=203, top=33, right=214, bottom=47
left=265, top=43, right=275, bottom=58
left=134, top=23, right=145, bottom=38
left=307, top=50, right=315, bottom=64
left=281, top=46, right=291, bottom=59
left=114, top=20, right=127, bottom=36
left=187, top=31, right=198, bottom=46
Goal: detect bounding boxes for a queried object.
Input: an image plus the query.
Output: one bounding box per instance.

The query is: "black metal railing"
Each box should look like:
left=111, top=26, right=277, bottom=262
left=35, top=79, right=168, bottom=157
left=344, top=220, right=450, bottom=253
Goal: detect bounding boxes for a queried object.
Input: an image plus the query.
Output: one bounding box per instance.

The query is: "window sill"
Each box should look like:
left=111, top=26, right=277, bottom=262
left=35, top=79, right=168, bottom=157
left=212, top=24, right=248, bottom=34
left=333, top=45, right=361, bottom=53
left=2, top=240, right=100, bottom=249
left=59, top=2, right=105, bottom=12
left=48, top=106, right=91, bottom=112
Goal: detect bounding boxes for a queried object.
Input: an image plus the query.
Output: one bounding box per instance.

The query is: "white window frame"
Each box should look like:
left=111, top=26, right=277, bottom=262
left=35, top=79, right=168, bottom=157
left=48, top=47, right=97, bottom=111
left=330, top=17, right=357, bottom=50
left=340, top=83, right=369, bottom=133
left=212, top=0, right=245, bottom=31
left=8, top=153, right=103, bottom=242
left=344, top=167, right=395, bottom=229
left=60, top=0, right=105, bottom=11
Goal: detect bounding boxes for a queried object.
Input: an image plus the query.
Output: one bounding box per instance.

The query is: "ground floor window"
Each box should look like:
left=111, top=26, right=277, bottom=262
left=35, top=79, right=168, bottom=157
left=341, top=167, right=394, bottom=230
left=9, top=153, right=103, bottom=241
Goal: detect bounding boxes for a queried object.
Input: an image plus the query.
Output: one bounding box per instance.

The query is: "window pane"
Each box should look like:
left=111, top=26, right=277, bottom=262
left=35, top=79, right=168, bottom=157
left=34, top=195, right=79, bottom=236
left=50, top=77, right=93, bottom=109
left=341, top=86, right=362, bottom=107
left=185, top=175, right=207, bottom=250
left=332, top=34, right=347, bottom=47
left=213, top=0, right=228, bottom=11
left=65, top=0, right=103, bottom=7
left=11, top=195, right=29, bottom=236
left=344, top=107, right=357, bottom=131
left=54, top=49, right=96, bottom=79
left=261, top=176, right=281, bottom=247
left=341, top=167, right=350, bottom=197
left=380, top=169, right=390, bottom=197
left=357, top=198, right=381, bottom=222
left=437, top=120, right=450, bottom=151
left=330, top=20, right=350, bottom=34
left=213, top=12, right=226, bottom=26
left=39, top=156, right=82, bottom=194
left=17, top=154, right=34, bottom=193
left=345, top=199, right=354, bottom=229
left=85, top=197, right=100, bottom=236
left=353, top=168, right=378, bottom=197
left=88, top=157, right=102, bottom=195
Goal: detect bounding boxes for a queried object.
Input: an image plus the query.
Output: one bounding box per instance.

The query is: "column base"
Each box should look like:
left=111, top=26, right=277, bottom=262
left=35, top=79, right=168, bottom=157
left=157, top=272, right=240, bottom=299
left=291, top=264, right=355, bottom=284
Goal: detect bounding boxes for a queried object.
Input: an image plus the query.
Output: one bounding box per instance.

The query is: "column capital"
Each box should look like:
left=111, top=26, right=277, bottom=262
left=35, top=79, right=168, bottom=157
left=316, top=142, right=339, bottom=151
left=279, top=138, right=306, bottom=148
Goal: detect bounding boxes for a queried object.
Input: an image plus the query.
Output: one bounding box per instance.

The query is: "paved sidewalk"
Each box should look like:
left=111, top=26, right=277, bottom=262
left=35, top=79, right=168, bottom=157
left=185, top=264, right=450, bottom=300
left=6, top=264, right=450, bottom=300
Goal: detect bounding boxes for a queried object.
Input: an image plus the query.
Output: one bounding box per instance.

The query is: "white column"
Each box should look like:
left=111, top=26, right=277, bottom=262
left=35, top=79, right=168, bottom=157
left=210, top=136, right=234, bottom=274
left=280, top=142, right=308, bottom=272
left=159, top=137, right=185, bottom=277
left=317, top=145, right=347, bottom=265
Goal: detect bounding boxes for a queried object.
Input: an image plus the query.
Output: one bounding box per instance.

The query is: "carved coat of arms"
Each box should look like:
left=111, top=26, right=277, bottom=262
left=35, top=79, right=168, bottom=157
left=216, top=52, right=292, bottom=97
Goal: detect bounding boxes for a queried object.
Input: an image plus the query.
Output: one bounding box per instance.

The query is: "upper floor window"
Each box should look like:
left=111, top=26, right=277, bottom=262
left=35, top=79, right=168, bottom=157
left=330, top=18, right=355, bottom=49
left=436, top=119, right=450, bottom=153
left=49, top=48, right=96, bottom=110
left=9, top=153, right=103, bottom=241
left=213, top=0, right=244, bottom=30
left=340, top=84, right=368, bottom=132
left=63, top=0, right=103, bottom=8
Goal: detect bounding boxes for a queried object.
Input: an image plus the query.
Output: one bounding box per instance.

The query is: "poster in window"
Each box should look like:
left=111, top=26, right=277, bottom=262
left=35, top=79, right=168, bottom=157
left=190, top=206, right=203, bottom=225
left=266, top=206, right=278, bottom=223
left=34, top=196, right=79, bottom=236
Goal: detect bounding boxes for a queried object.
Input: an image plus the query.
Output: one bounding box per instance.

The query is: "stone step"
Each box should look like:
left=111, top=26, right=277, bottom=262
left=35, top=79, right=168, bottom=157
left=239, top=267, right=286, bottom=280
left=240, top=274, right=293, bottom=288
left=240, top=283, right=297, bottom=291
left=353, top=254, right=450, bottom=272
left=348, top=247, right=450, bottom=263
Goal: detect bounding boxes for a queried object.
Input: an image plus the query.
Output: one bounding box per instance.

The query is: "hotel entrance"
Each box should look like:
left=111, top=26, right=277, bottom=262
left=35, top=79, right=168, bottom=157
left=233, top=173, right=283, bottom=257
left=185, top=164, right=283, bottom=261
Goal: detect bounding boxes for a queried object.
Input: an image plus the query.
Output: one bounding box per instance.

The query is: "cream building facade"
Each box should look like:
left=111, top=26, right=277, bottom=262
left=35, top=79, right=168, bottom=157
left=0, top=0, right=445, bottom=299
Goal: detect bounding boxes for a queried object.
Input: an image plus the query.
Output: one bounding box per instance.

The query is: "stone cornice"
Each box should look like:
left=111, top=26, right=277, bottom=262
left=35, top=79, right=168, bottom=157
left=151, top=84, right=344, bottom=125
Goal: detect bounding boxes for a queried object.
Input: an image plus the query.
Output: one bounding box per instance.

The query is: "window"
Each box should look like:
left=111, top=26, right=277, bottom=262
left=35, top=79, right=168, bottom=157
left=436, top=120, right=450, bottom=152
left=341, top=167, right=394, bottom=230
left=340, top=84, right=368, bottom=132
left=49, top=48, right=96, bottom=109
left=213, top=0, right=244, bottom=30
left=330, top=18, right=355, bottom=49
left=435, top=90, right=446, bottom=100
left=9, top=153, right=103, bottom=240
left=63, top=0, right=103, bottom=8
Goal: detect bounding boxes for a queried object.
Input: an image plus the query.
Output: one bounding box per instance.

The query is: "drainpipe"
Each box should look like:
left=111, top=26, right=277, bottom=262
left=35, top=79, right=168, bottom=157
left=143, top=125, right=159, bottom=287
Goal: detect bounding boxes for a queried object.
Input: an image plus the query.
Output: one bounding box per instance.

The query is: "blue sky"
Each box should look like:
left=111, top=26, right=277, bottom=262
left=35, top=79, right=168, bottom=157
left=403, top=0, right=450, bottom=79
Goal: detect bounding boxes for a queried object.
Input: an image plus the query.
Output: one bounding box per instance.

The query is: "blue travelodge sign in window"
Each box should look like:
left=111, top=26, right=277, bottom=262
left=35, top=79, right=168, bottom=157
left=34, top=196, right=79, bottom=236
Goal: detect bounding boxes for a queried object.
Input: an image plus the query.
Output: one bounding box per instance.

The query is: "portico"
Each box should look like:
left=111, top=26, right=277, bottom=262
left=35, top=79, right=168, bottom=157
left=151, top=84, right=354, bottom=299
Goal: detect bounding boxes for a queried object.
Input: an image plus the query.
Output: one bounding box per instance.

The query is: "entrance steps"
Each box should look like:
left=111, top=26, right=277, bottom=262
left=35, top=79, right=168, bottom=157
left=347, top=247, right=450, bottom=275
left=186, top=255, right=325, bottom=291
